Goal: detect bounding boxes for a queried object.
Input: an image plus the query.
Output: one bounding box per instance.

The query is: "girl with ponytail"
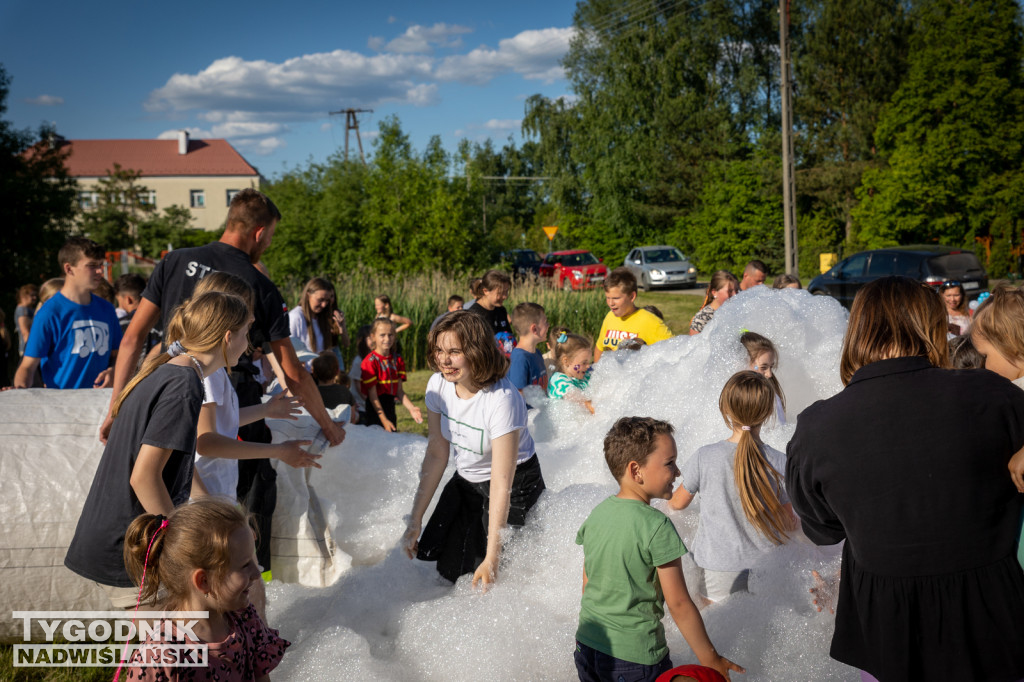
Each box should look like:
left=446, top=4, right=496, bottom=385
left=668, top=371, right=796, bottom=604
left=65, top=291, right=253, bottom=608
left=119, top=499, right=289, bottom=680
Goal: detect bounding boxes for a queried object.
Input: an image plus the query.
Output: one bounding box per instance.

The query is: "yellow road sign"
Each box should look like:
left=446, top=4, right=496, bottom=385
left=542, top=225, right=558, bottom=240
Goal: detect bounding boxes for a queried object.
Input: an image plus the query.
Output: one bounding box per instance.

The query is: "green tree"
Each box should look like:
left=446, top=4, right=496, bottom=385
left=853, top=0, right=1024, bottom=258
left=675, top=154, right=784, bottom=275
left=525, top=0, right=780, bottom=263
left=793, top=0, right=912, bottom=248
left=359, top=118, right=476, bottom=274
left=136, top=205, right=205, bottom=259
left=79, top=164, right=156, bottom=251
left=262, top=154, right=367, bottom=286
left=0, top=64, right=77, bottom=305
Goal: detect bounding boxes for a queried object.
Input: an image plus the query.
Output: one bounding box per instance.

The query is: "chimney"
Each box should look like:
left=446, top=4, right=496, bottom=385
left=178, top=130, right=189, bottom=155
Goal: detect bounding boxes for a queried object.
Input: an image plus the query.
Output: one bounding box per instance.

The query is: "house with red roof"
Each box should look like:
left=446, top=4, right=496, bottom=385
left=61, top=131, right=261, bottom=231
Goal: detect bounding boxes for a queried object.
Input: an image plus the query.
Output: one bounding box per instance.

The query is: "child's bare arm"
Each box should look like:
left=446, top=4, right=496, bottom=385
left=581, top=567, right=588, bottom=594
left=130, top=444, right=175, bottom=516
left=669, top=486, right=694, bottom=511
left=1010, top=443, right=1024, bottom=492
left=190, top=470, right=210, bottom=499
left=658, top=558, right=744, bottom=680
left=397, top=382, right=422, bottom=423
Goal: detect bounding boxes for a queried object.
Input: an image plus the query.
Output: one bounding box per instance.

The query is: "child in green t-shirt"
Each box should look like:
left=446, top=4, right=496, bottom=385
left=575, top=417, right=744, bottom=682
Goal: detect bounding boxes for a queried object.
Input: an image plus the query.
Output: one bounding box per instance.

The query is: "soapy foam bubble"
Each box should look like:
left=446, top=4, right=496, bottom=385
left=268, top=287, right=855, bottom=680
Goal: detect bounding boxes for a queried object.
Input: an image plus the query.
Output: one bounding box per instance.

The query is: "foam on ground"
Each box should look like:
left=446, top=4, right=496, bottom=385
left=266, top=287, right=856, bottom=680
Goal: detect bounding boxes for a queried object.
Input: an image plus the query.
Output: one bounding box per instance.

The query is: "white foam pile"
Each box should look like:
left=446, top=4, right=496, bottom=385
left=0, top=287, right=857, bottom=679
left=264, top=287, right=855, bottom=681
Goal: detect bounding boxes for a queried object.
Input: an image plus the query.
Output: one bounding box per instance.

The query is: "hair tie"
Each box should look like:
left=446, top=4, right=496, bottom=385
left=557, top=332, right=568, bottom=343
left=741, top=425, right=751, bottom=431
left=739, top=328, right=750, bottom=335
left=167, top=340, right=186, bottom=357
left=113, top=517, right=169, bottom=682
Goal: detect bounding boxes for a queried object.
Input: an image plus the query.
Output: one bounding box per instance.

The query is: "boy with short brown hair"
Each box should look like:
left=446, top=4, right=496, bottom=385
left=13, top=237, right=121, bottom=389
left=509, top=302, right=549, bottom=399
left=595, top=268, right=672, bottom=362
left=575, top=417, right=743, bottom=682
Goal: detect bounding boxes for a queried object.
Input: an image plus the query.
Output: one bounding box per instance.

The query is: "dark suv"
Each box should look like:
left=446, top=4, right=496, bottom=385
left=807, top=246, right=988, bottom=308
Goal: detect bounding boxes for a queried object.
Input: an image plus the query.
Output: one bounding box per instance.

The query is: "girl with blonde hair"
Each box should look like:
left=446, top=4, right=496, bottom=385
left=119, top=499, right=289, bottom=680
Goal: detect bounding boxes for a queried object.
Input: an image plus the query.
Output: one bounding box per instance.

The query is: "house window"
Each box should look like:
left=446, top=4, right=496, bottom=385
left=78, top=191, right=98, bottom=209
left=190, top=190, right=205, bottom=208
left=226, top=189, right=240, bottom=206
left=139, top=190, right=156, bottom=206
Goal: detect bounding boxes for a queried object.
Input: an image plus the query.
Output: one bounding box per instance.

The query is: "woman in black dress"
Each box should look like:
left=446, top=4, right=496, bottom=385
left=786, top=277, right=1024, bottom=682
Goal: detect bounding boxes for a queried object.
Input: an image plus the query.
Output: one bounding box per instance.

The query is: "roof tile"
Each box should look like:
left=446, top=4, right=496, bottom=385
left=59, top=139, right=259, bottom=177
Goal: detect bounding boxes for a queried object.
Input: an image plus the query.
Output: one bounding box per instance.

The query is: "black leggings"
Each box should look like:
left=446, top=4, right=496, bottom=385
left=416, top=454, right=545, bottom=582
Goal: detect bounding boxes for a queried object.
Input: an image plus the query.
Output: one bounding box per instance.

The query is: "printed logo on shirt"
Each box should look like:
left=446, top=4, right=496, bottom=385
left=184, top=261, right=215, bottom=279
left=602, top=329, right=638, bottom=351
left=443, top=412, right=485, bottom=456
left=70, top=320, right=111, bottom=357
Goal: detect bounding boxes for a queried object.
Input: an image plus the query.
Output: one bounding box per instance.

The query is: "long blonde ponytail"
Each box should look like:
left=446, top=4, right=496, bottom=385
left=720, top=371, right=790, bottom=545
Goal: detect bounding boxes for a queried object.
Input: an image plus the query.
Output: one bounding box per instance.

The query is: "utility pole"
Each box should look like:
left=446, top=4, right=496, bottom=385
left=328, top=108, right=373, bottom=164
left=779, top=0, right=798, bottom=275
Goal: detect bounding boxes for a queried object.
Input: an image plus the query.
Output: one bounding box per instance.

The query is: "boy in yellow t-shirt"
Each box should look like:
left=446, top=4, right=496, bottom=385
left=595, top=268, right=673, bottom=362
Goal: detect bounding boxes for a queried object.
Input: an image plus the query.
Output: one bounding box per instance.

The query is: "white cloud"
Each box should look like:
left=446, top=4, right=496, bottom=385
left=157, top=127, right=212, bottom=139
left=26, top=95, right=64, bottom=106
left=367, top=36, right=385, bottom=51
left=146, top=52, right=435, bottom=115
left=384, top=23, right=473, bottom=54
left=144, top=27, right=571, bottom=155
left=436, top=27, right=575, bottom=85
left=482, top=118, right=521, bottom=131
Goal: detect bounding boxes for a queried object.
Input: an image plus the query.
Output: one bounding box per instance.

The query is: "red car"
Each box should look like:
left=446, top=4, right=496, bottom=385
left=539, top=250, right=608, bottom=290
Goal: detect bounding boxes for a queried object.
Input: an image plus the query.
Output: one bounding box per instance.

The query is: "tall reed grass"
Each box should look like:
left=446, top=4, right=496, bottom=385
left=280, top=269, right=609, bottom=370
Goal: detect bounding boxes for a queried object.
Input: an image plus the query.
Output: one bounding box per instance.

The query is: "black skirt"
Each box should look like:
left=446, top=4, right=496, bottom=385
left=416, top=454, right=545, bottom=582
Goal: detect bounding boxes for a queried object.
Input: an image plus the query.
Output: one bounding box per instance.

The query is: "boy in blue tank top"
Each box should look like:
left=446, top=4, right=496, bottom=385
left=574, top=417, right=743, bottom=682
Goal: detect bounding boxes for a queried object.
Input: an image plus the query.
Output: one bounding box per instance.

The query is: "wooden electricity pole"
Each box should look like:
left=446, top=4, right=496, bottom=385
left=329, top=108, right=373, bottom=164
left=780, top=0, right=798, bottom=275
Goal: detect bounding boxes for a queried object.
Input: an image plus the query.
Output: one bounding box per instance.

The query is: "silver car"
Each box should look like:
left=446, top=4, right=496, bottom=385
left=623, top=246, right=698, bottom=290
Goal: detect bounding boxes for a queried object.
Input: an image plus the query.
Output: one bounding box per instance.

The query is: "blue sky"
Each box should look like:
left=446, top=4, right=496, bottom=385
left=1, top=0, right=577, bottom=178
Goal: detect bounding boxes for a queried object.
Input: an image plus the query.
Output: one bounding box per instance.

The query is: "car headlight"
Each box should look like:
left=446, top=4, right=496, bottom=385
left=687, top=266, right=696, bottom=274
left=650, top=269, right=665, bottom=279
left=572, top=270, right=584, bottom=279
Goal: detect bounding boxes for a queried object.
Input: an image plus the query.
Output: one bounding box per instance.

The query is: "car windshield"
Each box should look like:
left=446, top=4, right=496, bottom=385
left=563, top=252, right=600, bottom=266
left=644, top=248, right=686, bottom=264
left=517, top=251, right=541, bottom=265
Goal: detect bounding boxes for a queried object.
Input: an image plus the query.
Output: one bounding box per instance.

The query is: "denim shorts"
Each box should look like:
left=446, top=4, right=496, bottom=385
left=574, top=641, right=672, bottom=682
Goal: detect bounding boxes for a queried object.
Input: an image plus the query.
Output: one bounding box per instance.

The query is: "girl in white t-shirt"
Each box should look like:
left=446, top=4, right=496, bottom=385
left=669, top=371, right=796, bottom=604
left=191, top=273, right=322, bottom=502
left=289, top=277, right=348, bottom=354
left=402, top=310, right=545, bottom=588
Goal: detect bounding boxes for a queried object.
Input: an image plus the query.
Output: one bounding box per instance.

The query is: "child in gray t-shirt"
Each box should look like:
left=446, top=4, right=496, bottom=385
left=669, top=370, right=797, bottom=603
